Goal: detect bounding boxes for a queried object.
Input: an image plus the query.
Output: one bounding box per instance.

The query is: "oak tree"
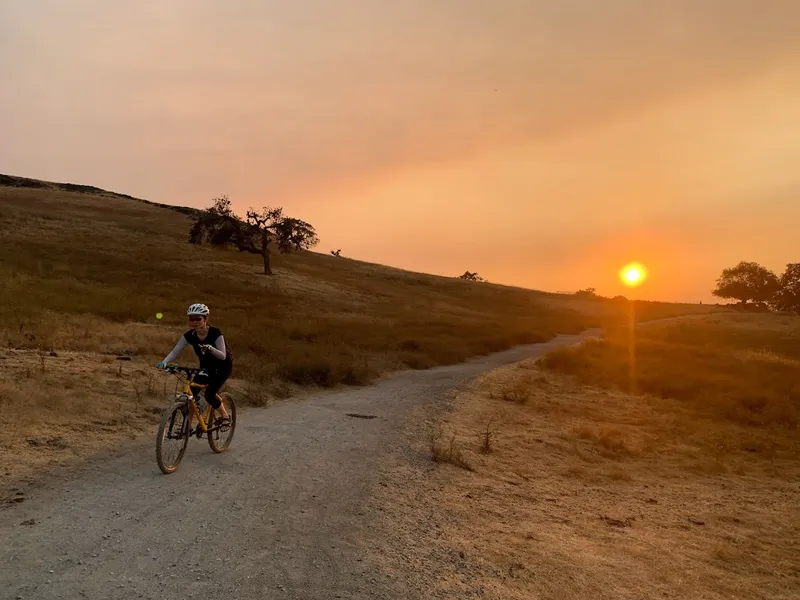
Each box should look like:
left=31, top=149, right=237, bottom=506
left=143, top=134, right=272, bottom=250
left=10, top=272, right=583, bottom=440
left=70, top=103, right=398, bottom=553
left=189, top=195, right=318, bottom=275
left=711, top=261, right=780, bottom=305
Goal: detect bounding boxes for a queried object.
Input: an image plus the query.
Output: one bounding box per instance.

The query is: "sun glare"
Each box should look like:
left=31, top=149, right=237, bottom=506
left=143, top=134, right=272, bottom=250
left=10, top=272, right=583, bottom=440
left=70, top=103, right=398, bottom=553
left=620, top=262, right=647, bottom=288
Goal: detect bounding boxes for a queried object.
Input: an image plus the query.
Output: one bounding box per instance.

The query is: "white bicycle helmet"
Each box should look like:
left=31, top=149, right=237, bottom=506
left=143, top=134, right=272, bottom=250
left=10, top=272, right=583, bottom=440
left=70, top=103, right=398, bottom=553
left=187, top=303, right=210, bottom=317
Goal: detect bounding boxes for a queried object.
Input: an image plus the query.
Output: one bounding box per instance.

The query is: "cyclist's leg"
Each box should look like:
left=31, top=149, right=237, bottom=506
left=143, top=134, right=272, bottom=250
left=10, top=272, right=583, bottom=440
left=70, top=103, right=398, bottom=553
left=205, top=370, right=230, bottom=421
left=190, top=372, right=208, bottom=400
left=188, top=375, right=210, bottom=429
left=189, top=376, right=206, bottom=420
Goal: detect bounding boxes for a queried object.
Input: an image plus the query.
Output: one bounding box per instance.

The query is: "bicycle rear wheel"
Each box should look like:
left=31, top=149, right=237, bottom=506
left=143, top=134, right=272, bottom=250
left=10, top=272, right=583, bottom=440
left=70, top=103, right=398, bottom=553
left=208, top=394, right=236, bottom=453
left=156, top=403, right=189, bottom=474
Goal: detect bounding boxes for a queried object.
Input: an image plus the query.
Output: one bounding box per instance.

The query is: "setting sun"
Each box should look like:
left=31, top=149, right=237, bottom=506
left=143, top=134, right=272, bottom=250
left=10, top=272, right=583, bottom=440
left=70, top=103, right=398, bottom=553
left=620, top=262, right=648, bottom=288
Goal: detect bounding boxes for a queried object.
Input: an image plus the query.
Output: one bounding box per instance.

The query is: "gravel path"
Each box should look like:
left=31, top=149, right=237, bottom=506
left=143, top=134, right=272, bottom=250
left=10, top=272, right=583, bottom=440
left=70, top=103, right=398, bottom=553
left=1, top=329, right=601, bottom=600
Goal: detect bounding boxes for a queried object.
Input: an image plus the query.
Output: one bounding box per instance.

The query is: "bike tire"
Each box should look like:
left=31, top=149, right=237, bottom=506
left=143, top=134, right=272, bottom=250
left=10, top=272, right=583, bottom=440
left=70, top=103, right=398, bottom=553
left=156, top=403, right=189, bottom=474
left=208, top=394, right=236, bottom=454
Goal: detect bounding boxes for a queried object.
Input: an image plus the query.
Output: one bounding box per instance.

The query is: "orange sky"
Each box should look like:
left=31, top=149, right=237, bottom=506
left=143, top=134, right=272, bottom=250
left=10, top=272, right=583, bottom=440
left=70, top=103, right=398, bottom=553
left=2, top=1, right=799, bottom=302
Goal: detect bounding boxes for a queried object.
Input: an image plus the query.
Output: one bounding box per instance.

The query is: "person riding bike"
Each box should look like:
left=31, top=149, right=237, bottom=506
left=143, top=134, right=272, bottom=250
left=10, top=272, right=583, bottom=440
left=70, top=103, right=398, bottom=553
left=157, top=303, right=233, bottom=427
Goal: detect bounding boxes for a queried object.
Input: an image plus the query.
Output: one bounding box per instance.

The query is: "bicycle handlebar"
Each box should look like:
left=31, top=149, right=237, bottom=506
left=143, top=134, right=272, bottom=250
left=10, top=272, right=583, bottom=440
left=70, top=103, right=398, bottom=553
left=161, top=364, right=209, bottom=379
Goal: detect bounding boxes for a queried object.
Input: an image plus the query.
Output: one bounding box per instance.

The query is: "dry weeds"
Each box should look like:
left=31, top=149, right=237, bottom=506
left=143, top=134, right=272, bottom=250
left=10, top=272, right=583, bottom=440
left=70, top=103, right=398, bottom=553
left=1, top=350, right=157, bottom=499
left=370, top=314, right=800, bottom=599
left=429, top=423, right=474, bottom=471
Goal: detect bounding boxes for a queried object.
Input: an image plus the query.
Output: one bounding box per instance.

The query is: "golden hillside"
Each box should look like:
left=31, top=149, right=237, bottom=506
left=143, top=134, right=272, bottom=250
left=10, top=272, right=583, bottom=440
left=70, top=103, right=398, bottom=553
left=0, top=174, right=717, bottom=484
left=0, top=174, right=713, bottom=385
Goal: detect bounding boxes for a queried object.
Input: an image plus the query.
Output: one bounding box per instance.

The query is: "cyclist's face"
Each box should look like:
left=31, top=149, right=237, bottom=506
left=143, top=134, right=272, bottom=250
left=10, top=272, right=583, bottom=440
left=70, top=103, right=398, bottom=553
left=188, top=316, right=207, bottom=330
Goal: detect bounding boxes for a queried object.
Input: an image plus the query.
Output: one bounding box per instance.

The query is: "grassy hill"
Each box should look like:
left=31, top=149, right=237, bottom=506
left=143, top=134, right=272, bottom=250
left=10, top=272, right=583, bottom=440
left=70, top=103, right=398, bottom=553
left=0, top=175, right=716, bottom=382
left=0, top=175, right=719, bottom=481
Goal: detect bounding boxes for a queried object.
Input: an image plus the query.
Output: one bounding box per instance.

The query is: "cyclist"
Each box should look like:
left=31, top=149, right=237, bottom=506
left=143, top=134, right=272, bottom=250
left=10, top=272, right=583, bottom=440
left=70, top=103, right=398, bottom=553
left=157, top=303, right=233, bottom=427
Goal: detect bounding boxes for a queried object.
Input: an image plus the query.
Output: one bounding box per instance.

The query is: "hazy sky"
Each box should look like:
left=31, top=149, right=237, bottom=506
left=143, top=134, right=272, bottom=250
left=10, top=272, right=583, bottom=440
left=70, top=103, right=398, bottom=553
left=2, top=1, right=799, bottom=302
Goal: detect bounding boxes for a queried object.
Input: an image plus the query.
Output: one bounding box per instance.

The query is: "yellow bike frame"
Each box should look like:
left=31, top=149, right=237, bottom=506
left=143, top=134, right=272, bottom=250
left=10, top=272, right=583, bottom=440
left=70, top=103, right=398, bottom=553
left=176, top=376, right=225, bottom=433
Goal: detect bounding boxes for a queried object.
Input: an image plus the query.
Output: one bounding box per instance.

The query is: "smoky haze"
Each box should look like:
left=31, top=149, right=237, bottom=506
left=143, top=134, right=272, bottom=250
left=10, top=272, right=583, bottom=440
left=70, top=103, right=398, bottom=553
left=2, top=1, right=799, bottom=301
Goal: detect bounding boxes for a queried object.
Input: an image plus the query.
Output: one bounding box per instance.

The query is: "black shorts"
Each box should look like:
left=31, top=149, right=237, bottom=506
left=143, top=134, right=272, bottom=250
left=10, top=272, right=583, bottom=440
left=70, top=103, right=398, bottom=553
left=191, top=368, right=231, bottom=408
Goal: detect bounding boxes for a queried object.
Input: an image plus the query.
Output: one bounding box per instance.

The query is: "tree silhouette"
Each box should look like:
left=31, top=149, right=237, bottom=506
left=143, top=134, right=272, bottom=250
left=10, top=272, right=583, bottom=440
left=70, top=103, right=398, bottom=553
left=189, top=195, right=318, bottom=275
left=574, top=287, right=597, bottom=298
left=711, top=261, right=780, bottom=305
left=772, top=263, right=800, bottom=312
left=458, top=271, right=485, bottom=282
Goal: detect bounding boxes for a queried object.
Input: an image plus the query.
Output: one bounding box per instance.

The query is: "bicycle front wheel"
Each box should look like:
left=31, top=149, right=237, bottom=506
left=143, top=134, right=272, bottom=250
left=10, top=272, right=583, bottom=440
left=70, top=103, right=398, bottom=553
left=156, top=403, right=189, bottom=474
left=208, top=394, right=236, bottom=453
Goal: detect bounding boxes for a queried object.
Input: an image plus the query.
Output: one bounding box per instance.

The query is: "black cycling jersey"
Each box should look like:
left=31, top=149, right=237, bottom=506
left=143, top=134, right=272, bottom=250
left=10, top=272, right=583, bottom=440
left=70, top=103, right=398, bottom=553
left=183, top=326, right=232, bottom=372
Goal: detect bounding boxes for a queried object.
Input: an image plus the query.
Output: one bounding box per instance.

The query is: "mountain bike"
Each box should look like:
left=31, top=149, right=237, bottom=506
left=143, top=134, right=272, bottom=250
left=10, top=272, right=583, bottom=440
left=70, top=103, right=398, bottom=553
left=155, top=365, right=237, bottom=474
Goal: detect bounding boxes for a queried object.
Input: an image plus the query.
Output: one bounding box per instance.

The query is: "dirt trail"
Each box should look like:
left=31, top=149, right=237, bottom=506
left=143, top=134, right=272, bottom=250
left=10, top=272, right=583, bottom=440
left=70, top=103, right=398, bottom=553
left=0, top=330, right=602, bottom=600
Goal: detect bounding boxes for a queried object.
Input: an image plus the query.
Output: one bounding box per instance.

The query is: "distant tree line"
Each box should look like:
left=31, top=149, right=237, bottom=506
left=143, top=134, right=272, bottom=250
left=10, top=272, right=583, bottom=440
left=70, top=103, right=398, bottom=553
left=712, top=261, right=800, bottom=312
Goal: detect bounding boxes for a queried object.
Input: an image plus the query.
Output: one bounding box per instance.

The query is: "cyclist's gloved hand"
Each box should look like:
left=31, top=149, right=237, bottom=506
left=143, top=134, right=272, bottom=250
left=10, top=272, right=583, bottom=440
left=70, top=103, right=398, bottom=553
left=156, top=361, right=165, bottom=369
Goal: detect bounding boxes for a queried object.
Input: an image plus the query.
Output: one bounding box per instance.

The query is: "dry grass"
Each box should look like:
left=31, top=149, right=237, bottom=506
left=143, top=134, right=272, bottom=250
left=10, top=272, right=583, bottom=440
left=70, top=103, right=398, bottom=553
left=370, top=313, right=800, bottom=599
left=0, top=183, right=714, bottom=382
left=0, top=180, right=713, bottom=484
left=0, top=348, right=171, bottom=497
left=540, top=313, right=800, bottom=438
left=1, top=185, right=586, bottom=378
left=429, top=423, right=474, bottom=471
left=0, top=186, right=711, bottom=385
